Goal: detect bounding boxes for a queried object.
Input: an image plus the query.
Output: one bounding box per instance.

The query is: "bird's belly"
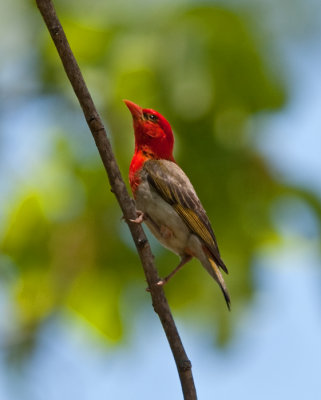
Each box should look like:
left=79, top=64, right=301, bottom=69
left=135, top=182, right=190, bottom=255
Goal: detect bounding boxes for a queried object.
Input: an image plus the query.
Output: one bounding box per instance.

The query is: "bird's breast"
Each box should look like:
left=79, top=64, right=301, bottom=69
left=135, top=178, right=190, bottom=256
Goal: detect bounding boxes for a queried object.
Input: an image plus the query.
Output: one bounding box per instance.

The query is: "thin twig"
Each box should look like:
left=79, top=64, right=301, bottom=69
left=35, top=1, right=197, bottom=398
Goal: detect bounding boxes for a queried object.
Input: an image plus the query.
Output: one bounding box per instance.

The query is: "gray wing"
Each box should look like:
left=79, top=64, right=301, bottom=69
left=143, top=159, right=228, bottom=273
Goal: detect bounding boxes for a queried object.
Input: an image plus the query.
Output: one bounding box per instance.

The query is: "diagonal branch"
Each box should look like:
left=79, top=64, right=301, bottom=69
left=35, top=1, right=197, bottom=399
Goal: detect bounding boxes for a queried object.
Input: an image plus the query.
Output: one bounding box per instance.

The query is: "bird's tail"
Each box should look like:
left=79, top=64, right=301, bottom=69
left=201, top=248, right=230, bottom=310
left=208, top=257, right=231, bottom=310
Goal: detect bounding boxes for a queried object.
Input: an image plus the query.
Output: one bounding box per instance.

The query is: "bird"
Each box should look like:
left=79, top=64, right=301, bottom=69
left=124, top=100, right=230, bottom=310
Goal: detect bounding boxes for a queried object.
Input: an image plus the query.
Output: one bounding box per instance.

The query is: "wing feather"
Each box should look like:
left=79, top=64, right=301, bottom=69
left=143, top=159, right=228, bottom=273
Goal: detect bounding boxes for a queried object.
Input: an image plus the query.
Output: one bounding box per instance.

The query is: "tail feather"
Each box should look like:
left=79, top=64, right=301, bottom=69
left=207, top=257, right=231, bottom=311
left=216, top=257, right=228, bottom=274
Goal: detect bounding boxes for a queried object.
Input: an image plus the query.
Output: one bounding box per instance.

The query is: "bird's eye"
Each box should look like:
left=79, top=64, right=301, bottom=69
left=143, top=113, right=158, bottom=122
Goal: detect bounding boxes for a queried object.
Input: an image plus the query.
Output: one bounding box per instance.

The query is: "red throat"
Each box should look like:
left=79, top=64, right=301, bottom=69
left=129, top=147, right=175, bottom=196
left=129, top=150, right=147, bottom=196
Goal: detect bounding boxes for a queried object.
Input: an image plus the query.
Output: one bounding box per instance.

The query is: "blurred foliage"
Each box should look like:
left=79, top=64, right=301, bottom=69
left=1, top=0, right=320, bottom=357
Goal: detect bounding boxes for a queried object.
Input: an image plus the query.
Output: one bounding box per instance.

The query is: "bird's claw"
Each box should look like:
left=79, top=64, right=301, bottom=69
left=129, top=210, right=145, bottom=224
left=145, top=278, right=167, bottom=292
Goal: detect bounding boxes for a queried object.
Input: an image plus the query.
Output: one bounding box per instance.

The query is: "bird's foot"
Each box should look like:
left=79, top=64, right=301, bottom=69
left=145, top=255, right=193, bottom=292
left=129, top=210, right=145, bottom=224
left=145, top=278, right=168, bottom=292
left=156, top=278, right=168, bottom=287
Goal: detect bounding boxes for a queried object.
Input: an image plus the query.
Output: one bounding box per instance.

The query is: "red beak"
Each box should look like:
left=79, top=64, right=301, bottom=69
left=123, top=100, right=143, bottom=120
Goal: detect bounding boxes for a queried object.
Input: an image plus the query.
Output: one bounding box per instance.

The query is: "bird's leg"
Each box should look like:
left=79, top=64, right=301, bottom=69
left=129, top=210, right=145, bottom=224
left=157, top=254, right=193, bottom=286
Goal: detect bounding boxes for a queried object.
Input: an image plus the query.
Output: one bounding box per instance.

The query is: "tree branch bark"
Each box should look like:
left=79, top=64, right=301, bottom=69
left=35, top=1, right=197, bottom=398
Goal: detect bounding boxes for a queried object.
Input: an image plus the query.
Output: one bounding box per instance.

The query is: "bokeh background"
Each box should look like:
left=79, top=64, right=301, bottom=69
left=1, top=0, right=321, bottom=398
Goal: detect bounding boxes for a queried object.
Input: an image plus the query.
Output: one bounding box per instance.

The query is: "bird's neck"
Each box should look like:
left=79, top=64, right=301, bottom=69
left=129, top=146, right=174, bottom=196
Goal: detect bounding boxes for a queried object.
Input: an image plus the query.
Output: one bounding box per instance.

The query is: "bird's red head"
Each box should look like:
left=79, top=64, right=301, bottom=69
left=124, top=100, right=174, bottom=160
